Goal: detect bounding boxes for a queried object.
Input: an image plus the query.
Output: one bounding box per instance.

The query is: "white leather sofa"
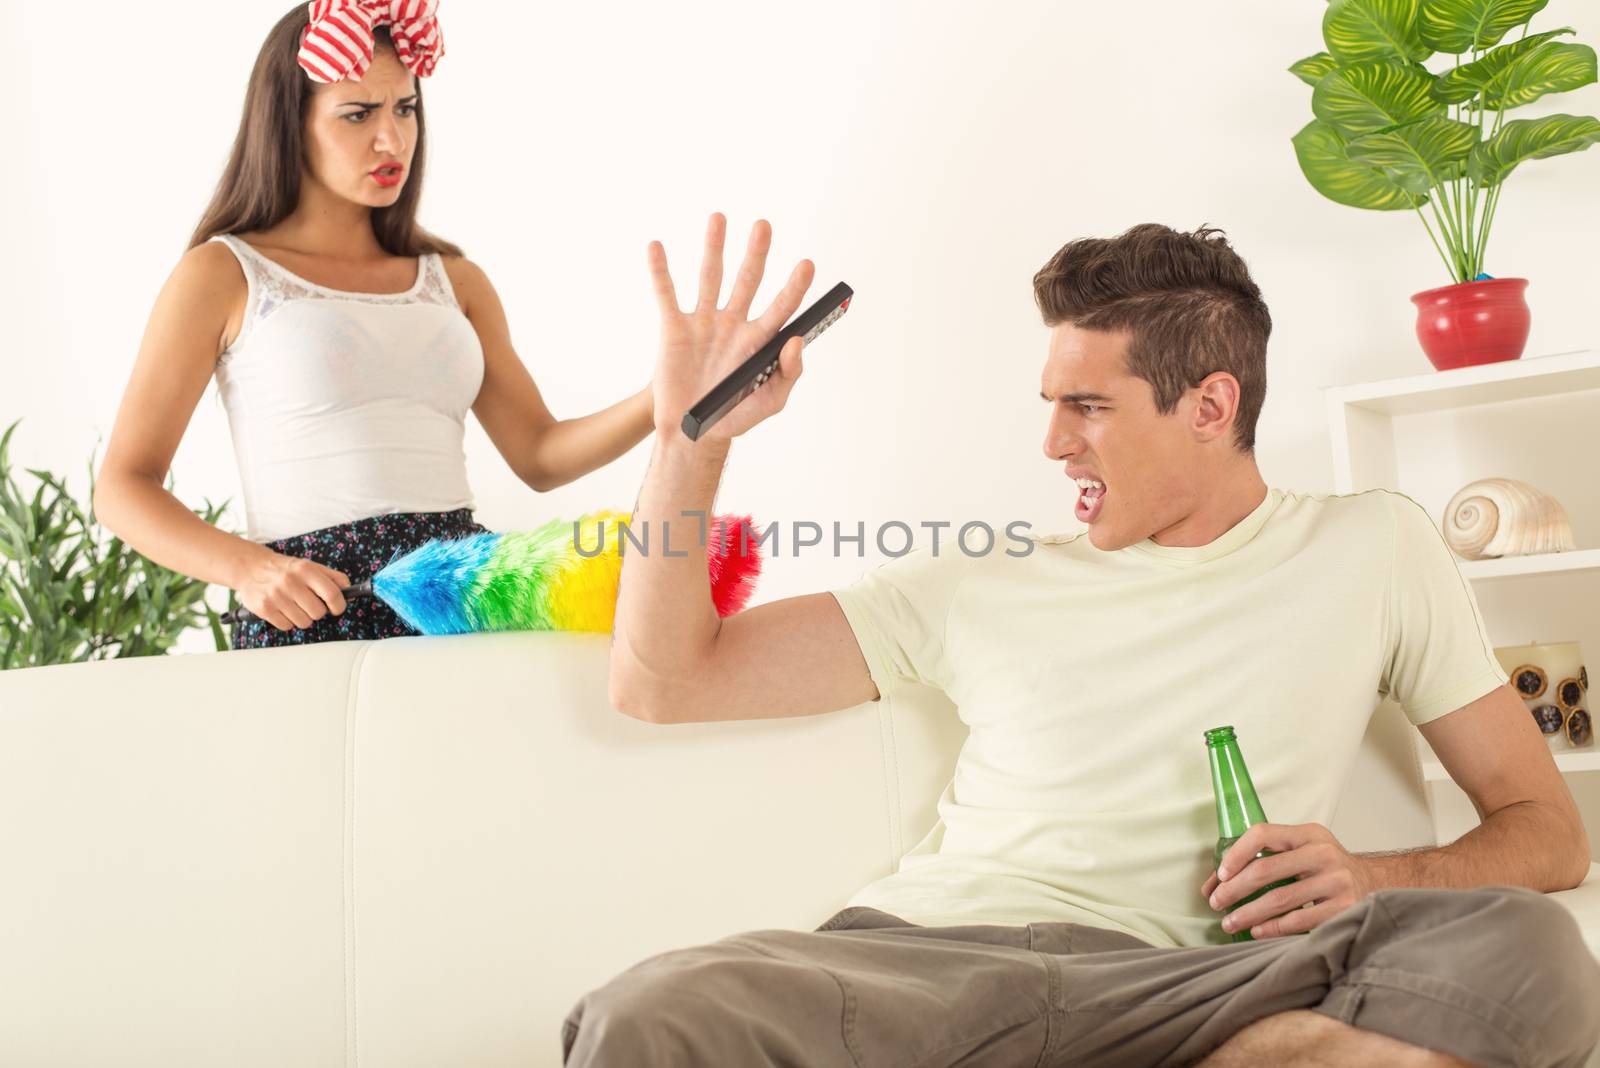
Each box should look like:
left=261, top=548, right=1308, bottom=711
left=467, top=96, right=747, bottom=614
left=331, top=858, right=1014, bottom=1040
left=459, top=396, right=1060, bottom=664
left=1, top=632, right=1596, bottom=1067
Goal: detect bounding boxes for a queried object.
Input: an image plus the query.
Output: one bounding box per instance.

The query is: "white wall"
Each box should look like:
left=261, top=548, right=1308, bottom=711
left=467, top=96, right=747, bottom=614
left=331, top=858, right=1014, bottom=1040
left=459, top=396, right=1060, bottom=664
left=6, top=0, right=1598, bottom=652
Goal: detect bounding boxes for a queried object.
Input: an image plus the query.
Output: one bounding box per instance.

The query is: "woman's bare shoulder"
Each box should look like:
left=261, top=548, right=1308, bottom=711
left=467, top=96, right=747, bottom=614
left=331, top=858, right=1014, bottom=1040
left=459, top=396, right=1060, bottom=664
left=176, top=235, right=249, bottom=284
left=175, top=238, right=250, bottom=356
left=438, top=253, right=486, bottom=317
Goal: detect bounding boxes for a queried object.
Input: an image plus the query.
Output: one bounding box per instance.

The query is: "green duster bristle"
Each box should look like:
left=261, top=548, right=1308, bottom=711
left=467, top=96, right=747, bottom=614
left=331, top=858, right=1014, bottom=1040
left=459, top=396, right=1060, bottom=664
left=466, top=517, right=573, bottom=631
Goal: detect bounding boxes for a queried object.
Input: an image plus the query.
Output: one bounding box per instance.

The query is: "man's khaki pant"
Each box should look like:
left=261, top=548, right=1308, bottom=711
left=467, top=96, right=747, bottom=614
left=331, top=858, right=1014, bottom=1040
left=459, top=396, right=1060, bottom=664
left=562, top=886, right=1600, bottom=1067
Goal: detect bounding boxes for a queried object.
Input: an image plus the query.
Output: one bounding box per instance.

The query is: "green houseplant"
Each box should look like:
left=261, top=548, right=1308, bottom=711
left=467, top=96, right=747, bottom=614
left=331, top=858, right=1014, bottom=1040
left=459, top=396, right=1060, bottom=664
left=0, top=420, right=232, bottom=670
left=1289, top=0, right=1600, bottom=371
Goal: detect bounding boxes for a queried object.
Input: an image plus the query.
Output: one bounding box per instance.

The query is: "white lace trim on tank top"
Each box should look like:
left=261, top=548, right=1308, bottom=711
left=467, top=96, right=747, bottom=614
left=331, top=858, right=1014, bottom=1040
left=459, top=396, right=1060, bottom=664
left=208, top=233, right=486, bottom=545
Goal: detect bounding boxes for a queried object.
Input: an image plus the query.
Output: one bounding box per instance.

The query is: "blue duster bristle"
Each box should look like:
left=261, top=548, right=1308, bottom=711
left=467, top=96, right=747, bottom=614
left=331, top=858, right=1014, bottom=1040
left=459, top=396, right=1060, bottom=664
left=374, top=534, right=499, bottom=635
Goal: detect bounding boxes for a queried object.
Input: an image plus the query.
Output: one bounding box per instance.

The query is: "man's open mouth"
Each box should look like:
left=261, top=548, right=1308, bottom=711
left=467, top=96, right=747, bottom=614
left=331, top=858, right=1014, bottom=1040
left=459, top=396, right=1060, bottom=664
left=1075, top=477, right=1107, bottom=523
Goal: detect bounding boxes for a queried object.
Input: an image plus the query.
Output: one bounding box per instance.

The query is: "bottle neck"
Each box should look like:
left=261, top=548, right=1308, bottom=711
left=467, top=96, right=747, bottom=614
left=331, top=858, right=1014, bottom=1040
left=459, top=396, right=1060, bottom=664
left=1208, top=739, right=1268, bottom=838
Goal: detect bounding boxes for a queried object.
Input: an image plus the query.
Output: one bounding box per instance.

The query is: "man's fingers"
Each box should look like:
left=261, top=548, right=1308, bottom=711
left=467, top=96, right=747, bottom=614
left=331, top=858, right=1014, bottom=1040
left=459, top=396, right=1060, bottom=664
left=767, top=337, right=804, bottom=406
left=1242, top=897, right=1339, bottom=941
left=647, top=241, right=680, bottom=317
left=755, top=259, right=815, bottom=337
left=1218, top=827, right=1267, bottom=880
left=725, top=219, right=772, bottom=316
left=1211, top=848, right=1311, bottom=910
left=695, top=212, right=726, bottom=312
left=1223, top=873, right=1332, bottom=935
left=1219, top=822, right=1307, bottom=880
left=777, top=336, right=804, bottom=379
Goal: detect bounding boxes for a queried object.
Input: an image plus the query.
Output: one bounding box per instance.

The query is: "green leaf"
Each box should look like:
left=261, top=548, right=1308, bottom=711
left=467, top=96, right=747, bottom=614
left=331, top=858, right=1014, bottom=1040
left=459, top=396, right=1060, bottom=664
left=52, top=541, right=86, bottom=584
left=206, top=603, right=227, bottom=651
left=1346, top=115, right=1481, bottom=192
left=1467, top=112, right=1600, bottom=185
left=0, top=474, right=26, bottom=522
left=20, top=485, right=41, bottom=542
left=1482, top=42, right=1597, bottom=109
left=1434, top=30, right=1579, bottom=103
left=13, top=583, right=47, bottom=634
left=1418, top=0, right=1549, bottom=53
left=1293, top=118, right=1432, bottom=210
left=0, top=421, right=18, bottom=474
left=1290, top=51, right=1341, bottom=87
left=0, top=514, right=23, bottom=561
left=1313, top=60, right=1443, bottom=138
left=1324, top=0, right=1430, bottom=66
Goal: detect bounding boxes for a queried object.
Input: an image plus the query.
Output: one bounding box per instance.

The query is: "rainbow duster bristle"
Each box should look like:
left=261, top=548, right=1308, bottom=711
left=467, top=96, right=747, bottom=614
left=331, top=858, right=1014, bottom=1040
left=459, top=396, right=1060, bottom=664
left=706, top=514, right=762, bottom=616
left=465, top=516, right=572, bottom=632
left=371, top=533, right=500, bottom=636
left=374, top=510, right=764, bottom=636
left=545, top=509, right=631, bottom=633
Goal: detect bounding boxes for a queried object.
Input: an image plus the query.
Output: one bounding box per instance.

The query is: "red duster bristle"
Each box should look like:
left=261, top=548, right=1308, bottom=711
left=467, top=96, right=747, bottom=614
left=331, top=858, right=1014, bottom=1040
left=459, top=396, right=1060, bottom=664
left=708, top=514, right=763, bottom=616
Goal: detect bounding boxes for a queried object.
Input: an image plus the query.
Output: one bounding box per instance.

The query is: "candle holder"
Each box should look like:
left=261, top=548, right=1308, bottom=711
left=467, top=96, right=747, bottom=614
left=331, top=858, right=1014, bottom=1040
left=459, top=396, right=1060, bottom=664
left=1494, top=641, right=1591, bottom=751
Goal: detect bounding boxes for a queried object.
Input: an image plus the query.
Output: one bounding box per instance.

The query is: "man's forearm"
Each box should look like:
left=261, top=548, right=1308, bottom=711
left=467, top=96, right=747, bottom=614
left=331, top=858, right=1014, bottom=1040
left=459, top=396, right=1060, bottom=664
left=1358, top=800, right=1590, bottom=894
left=609, top=432, right=731, bottom=711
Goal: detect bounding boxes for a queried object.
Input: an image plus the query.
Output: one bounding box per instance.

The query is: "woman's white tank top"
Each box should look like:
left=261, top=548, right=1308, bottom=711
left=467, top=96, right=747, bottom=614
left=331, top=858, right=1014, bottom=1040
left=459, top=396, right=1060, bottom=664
left=208, top=234, right=485, bottom=544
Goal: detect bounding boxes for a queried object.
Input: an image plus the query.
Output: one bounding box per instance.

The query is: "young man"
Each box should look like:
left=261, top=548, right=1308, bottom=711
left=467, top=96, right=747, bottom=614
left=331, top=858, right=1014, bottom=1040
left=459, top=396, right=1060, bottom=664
left=568, top=215, right=1598, bottom=1067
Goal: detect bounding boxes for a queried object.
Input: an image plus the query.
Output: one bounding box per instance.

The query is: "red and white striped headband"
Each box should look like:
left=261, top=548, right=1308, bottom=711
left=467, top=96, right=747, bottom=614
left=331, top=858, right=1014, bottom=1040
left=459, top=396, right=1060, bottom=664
left=297, top=0, right=445, bottom=85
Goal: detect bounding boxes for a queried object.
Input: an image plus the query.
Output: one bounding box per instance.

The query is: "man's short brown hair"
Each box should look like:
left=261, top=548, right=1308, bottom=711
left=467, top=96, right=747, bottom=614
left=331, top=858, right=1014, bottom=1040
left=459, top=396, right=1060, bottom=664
left=1032, top=223, right=1271, bottom=454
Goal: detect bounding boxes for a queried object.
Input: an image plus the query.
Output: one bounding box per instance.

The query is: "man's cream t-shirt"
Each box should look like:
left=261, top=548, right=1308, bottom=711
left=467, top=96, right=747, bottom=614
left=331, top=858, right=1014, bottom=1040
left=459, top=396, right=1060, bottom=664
left=827, top=487, right=1508, bottom=949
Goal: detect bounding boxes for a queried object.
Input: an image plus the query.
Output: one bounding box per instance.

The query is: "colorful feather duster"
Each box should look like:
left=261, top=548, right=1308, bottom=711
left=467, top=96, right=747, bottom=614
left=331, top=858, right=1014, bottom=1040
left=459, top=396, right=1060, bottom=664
left=221, top=511, right=764, bottom=634
left=375, top=510, right=763, bottom=636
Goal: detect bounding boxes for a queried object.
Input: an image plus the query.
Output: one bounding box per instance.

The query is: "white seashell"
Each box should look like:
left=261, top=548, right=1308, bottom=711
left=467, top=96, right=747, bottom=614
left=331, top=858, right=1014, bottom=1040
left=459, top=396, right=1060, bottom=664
left=1443, top=478, right=1575, bottom=560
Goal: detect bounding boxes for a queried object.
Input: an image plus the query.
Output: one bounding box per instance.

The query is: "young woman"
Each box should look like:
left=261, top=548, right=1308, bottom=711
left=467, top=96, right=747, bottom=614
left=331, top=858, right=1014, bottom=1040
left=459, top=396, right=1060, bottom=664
left=94, top=1, right=654, bottom=649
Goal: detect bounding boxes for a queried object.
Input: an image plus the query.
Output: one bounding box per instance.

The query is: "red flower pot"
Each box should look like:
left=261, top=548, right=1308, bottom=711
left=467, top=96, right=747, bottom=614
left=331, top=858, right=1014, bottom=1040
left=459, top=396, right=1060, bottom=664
left=1409, top=277, right=1530, bottom=371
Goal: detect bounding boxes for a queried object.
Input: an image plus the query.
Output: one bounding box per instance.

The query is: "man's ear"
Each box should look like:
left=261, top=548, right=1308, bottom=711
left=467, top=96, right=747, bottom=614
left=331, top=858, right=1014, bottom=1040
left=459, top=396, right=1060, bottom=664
left=1191, top=372, right=1240, bottom=444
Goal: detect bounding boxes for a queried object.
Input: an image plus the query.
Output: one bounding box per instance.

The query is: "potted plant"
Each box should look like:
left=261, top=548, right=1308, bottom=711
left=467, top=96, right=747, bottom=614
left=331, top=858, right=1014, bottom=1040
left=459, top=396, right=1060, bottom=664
left=0, top=420, right=232, bottom=669
left=1290, top=0, right=1600, bottom=371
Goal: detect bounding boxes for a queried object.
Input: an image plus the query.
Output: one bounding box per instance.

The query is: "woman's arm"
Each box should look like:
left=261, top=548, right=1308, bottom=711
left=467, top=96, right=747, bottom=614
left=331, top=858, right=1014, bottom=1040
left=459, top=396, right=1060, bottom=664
left=94, top=243, right=276, bottom=588
left=94, top=243, right=350, bottom=631
left=452, top=257, right=654, bottom=492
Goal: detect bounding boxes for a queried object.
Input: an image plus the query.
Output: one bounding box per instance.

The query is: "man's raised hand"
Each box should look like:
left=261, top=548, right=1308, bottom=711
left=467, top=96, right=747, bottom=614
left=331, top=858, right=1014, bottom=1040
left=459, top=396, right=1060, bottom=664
left=647, top=213, right=816, bottom=443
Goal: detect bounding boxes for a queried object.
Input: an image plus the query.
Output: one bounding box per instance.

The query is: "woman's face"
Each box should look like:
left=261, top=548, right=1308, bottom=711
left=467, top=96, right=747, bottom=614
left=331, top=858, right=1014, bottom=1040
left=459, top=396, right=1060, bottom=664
left=305, top=47, right=418, bottom=206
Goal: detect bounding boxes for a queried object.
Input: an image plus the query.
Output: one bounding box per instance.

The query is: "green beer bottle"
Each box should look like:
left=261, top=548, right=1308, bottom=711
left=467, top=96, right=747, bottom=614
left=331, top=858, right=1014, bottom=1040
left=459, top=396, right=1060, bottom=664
left=1205, top=725, right=1296, bottom=943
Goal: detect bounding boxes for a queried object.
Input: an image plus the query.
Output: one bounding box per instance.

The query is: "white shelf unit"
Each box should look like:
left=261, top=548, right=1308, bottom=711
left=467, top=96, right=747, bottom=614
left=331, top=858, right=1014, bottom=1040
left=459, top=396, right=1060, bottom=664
left=1324, top=346, right=1599, bottom=846
left=1419, top=747, right=1600, bottom=781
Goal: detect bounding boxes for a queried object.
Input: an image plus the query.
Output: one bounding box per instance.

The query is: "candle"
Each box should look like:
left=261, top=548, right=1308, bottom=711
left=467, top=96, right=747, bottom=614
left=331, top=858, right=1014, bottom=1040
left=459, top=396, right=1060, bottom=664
left=1494, top=641, right=1592, bottom=750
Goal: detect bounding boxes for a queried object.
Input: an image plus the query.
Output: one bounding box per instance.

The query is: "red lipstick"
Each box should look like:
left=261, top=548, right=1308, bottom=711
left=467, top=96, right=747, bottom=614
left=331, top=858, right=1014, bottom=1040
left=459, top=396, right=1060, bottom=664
left=370, top=162, right=405, bottom=187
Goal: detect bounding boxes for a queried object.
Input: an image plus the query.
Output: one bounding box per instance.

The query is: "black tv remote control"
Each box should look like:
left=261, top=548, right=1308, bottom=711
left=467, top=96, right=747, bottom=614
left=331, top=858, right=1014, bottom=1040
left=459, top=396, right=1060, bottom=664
left=680, top=282, right=854, bottom=441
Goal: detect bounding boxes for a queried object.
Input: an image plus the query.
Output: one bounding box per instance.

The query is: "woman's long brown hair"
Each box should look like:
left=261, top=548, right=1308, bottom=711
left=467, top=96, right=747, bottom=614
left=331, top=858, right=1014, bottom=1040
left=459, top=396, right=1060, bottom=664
left=187, top=3, right=461, bottom=257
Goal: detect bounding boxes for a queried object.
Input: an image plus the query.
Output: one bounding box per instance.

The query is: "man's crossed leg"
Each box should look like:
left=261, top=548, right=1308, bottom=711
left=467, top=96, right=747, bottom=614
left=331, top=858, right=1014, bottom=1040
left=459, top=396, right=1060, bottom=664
left=562, top=886, right=1599, bottom=1067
